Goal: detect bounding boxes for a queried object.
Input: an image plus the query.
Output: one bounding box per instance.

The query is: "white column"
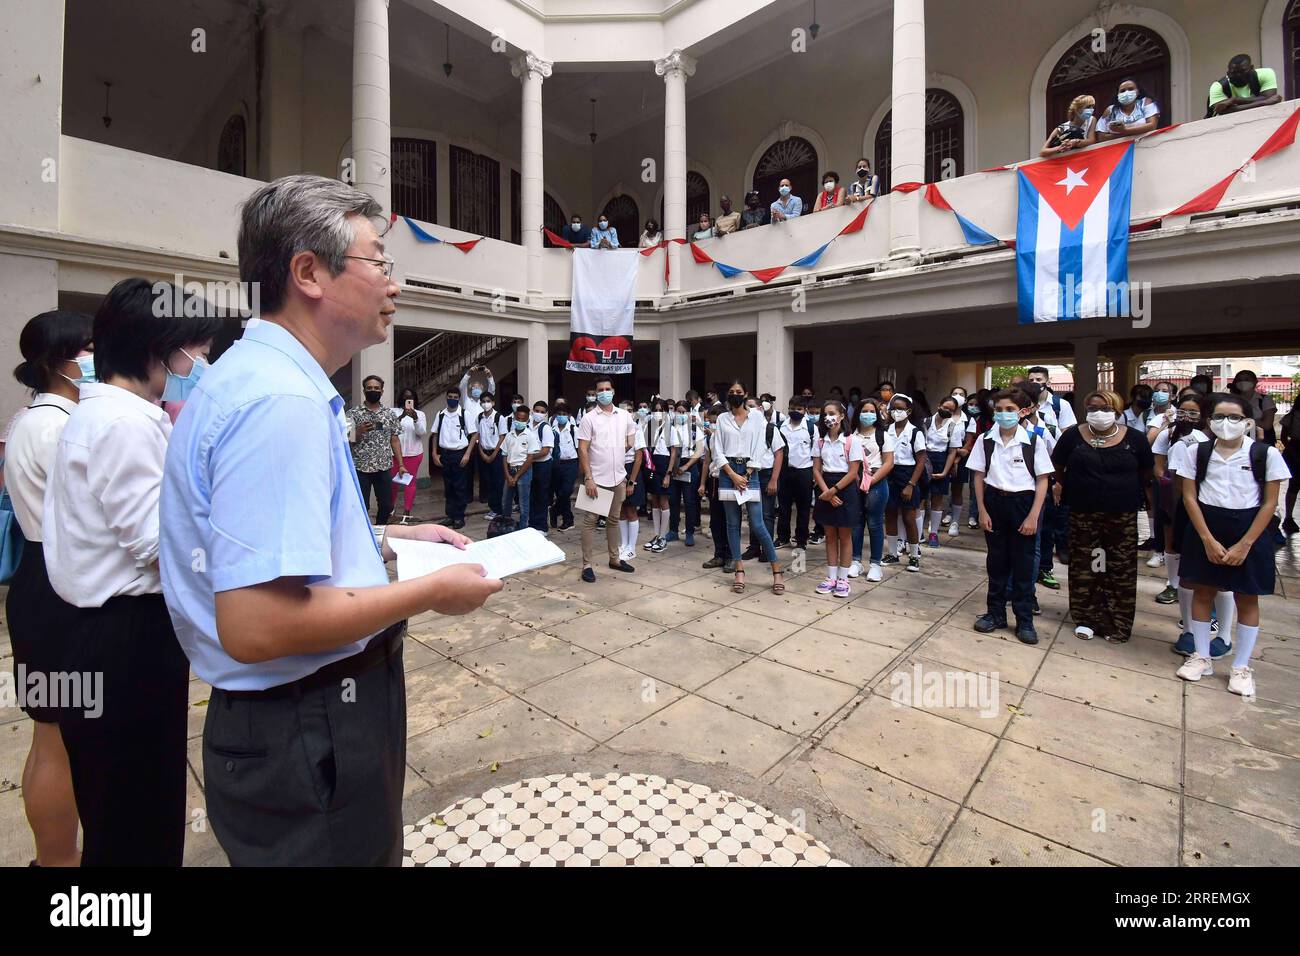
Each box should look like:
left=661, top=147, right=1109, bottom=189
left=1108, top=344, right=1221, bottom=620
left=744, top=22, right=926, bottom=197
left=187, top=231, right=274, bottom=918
left=1073, top=336, right=1101, bottom=419
left=756, top=310, right=793, bottom=405
left=655, top=50, right=696, bottom=296
left=351, top=0, right=393, bottom=404
left=518, top=322, right=550, bottom=405
left=659, top=324, right=691, bottom=400
left=889, top=0, right=926, bottom=260
left=512, top=53, right=553, bottom=302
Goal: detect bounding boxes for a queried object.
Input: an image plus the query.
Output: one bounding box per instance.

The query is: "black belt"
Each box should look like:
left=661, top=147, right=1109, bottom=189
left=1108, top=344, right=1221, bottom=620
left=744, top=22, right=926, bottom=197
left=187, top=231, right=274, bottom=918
left=221, top=620, right=405, bottom=700
left=987, top=488, right=1035, bottom=498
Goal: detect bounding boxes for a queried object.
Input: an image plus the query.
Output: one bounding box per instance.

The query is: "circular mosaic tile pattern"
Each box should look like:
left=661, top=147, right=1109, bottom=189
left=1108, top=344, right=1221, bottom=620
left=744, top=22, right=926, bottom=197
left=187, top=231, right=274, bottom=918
left=403, top=772, right=846, bottom=867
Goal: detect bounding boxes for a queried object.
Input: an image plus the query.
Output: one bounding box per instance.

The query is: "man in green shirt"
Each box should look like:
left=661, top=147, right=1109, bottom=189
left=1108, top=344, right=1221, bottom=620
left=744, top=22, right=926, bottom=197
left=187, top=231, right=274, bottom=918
left=1208, top=55, right=1281, bottom=116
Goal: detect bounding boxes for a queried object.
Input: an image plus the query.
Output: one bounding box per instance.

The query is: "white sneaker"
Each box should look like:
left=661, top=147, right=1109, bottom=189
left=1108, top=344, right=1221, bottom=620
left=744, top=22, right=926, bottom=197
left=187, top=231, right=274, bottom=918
left=866, top=563, right=883, bottom=582
left=621, top=547, right=637, bottom=562
left=1074, top=626, right=1095, bottom=641
left=643, top=537, right=657, bottom=551
left=940, top=515, right=952, bottom=527
left=947, top=523, right=959, bottom=537
left=847, top=561, right=863, bottom=578
left=1177, top=654, right=1214, bottom=682
left=1228, top=666, right=1256, bottom=697
left=1146, top=552, right=1165, bottom=568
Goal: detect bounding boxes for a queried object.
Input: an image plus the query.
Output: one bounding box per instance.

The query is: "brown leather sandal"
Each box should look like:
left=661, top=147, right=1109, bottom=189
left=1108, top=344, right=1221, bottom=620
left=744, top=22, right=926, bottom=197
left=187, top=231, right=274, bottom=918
left=732, top=570, right=746, bottom=593
left=771, top=570, right=785, bottom=595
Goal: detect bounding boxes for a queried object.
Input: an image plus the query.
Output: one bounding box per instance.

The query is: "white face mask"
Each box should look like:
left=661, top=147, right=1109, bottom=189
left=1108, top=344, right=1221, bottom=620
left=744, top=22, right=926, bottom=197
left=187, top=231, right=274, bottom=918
left=824, top=182, right=835, bottom=192
left=824, top=415, right=839, bottom=427
left=1210, top=418, right=1250, bottom=441
left=891, top=409, right=909, bottom=422
left=1087, top=410, right=1117, bottom=431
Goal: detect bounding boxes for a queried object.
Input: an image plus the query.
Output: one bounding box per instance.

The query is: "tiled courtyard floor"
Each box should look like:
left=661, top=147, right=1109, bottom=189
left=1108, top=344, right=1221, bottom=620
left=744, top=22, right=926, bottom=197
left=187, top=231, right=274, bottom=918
left=2, top=493, right=1298, bottom=866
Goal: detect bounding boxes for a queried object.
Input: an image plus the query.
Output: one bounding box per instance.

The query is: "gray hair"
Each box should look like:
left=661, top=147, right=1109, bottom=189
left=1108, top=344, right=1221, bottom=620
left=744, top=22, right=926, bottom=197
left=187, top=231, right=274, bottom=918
left=237, top=174, right=382, bottom=314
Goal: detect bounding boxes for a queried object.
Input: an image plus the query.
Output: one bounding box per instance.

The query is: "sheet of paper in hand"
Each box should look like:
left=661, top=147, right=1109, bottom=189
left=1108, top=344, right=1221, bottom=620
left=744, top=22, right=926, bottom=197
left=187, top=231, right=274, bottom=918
left=720, top=487, right=761, bottom=504
left=387, top=528, right=565, bottom=581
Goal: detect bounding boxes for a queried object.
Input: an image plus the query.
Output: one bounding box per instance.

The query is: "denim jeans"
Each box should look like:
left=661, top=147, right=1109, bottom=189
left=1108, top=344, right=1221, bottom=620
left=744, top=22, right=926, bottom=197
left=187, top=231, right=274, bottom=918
left=747, top=467, right=778, bottom=553
left=502, top=465, right=532, bottom=530
left=852, top=479, right=890, bottom=563
left=719, top=460, right=777, bottom=564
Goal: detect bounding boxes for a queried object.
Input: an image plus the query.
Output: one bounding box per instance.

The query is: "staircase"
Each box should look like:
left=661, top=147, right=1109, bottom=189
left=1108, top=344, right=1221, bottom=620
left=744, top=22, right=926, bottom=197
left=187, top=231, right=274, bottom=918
left=395, top=332, right=515, bottom=402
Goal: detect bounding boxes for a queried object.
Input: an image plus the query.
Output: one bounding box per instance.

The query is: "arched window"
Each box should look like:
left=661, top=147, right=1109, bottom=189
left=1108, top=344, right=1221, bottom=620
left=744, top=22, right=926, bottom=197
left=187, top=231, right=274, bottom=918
left=510, top=170, right=566, bottom=244
left=1045, top=25, right=1170, bottom=136
left=217, top=115, right=246, bottom=177
left=753, top=137, right=818, bottom=210
left=600, top=195, right=639, bottom=248
left=1287, top=0, right=1300, bottom=99
left=450, top=145, right=501, bottom=239
left=874, top=90, right=965, bottom=193
left=659, top=171, right=712, bottom=230
left=391, top=137, right=437, bottom=223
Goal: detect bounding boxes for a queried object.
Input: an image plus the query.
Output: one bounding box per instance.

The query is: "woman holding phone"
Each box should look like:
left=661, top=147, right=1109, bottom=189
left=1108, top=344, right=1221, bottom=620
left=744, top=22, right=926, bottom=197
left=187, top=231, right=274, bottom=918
left=390, top=387, right=427, bottom=519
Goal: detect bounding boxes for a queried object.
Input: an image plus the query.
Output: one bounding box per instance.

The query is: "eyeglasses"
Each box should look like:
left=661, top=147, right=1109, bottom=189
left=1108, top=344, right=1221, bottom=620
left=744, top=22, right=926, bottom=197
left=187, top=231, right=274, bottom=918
left=1209, top=413, right=1248, bottom=423
left=344, top=255, right=396, bottom=277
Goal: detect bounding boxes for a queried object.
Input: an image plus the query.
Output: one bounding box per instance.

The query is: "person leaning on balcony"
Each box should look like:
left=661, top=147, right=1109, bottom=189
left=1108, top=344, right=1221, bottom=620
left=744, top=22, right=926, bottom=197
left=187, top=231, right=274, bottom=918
left=1041, top=95, right=1098, bottom=157
left=562, top=214, right=591, bottom=247
left=1096, top=78, right=1161, bottom=140
left=770, top=178, right=803, bottom=222
left=692, top=213, right=716, bottom=241
left=714, top=195, right=741, bottom=235
left=740, top=190, right=770, bottom=230
left=1207, top=55, right=1281, bottom=117
left=590, top=214, right=620, bottom=249
left=812, top=171, right=846, bottom=212
left=638, top=217, right=662, bottom=248
left=848, top=158, right=879, bottom=202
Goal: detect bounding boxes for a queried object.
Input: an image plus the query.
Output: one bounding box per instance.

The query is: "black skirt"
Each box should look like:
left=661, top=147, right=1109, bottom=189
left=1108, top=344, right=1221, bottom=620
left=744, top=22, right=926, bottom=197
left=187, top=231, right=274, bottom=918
left=4, top=541, right=78, bottom=723
left=1179, top=504, right=1275, bottom=595
left=624, top=459, right=647, bottom=508
left=813, top=472, right=862, bottom=528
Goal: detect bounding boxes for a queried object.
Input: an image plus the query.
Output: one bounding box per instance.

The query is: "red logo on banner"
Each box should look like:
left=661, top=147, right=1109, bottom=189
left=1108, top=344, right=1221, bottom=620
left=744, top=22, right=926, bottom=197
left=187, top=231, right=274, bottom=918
left=569, top=335, right=631, bottom=364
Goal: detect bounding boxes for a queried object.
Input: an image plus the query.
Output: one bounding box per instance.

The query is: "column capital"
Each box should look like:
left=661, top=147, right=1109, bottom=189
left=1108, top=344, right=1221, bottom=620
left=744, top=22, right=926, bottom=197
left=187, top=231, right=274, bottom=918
left=511, top=52, right=553, bottom=82
left=654, top=49, right=696, bottom=80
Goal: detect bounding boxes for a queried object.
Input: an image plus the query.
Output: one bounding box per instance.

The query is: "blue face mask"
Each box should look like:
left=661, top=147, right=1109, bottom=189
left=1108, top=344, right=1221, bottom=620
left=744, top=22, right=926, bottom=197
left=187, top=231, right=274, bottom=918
left=470, top=387, right=482, bottom=399
left=512, top=420, right=528, bottom=432
left=861, top=413, right=877, bottom=427
left=596, top=390, right=614, bottom=406
left=675, top=413, right=687, bottom=426
left=555, top=414, right=568, bottom=426
left=807, top=413, right=820, bottom=423
left=994, top=411, right=1021, bottom=429
left=1153, top=391, right=1169, bottom=404
left=779, top=185, right=791, bottom=197
left=64, top=353, right=96, bottom=387
left=162, top=348, right=207, bottom=402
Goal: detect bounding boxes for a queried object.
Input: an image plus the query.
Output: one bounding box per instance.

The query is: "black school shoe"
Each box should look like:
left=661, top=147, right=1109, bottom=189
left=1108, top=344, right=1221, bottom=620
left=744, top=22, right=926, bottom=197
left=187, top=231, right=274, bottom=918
left=702, top=556, right=725, bottom=569
left=974, top=614, right=1007, bottom=633
left=610, top=560, right=635, bottom=573
left=1015, top=622, right=1040, bottom=645
left=581, top=567, right=596, bottom=583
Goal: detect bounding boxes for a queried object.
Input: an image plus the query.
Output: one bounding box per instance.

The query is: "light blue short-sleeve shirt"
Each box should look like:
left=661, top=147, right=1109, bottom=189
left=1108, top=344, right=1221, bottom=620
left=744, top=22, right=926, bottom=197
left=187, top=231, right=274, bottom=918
left=160, top=320, right=388, bottom=690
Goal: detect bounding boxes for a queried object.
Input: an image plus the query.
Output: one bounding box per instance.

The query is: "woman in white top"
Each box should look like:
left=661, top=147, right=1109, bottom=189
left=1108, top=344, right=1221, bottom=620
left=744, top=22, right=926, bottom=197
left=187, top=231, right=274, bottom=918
left=667, top=400, right=705, bottom=546
left=638, top=218, right=662, bottom=249
left=642, top=397, right=679, bottom=553
left=849, top=398, right=895, bottom=582
left=389, top=387, right=427, bottom=519
left=4, top=309, right=93, bottom=867
left=716, top=381, right=783, bottom=594
left=43, top=278, right=221, bottom=866
left=812, top=400, right=863, bottom=598
left=1174, top=392, right=1290, bottom=697
left=883, top=393, right=929, bottom=572
left=1097, top=78, right=1161, bottom=140
left=921, top=396, right=966, bottom=547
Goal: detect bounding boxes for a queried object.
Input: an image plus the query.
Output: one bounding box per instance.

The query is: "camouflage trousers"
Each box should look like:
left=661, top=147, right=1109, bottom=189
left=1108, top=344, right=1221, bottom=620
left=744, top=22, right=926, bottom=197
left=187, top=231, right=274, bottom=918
left=1067, top=510, right=1138, bottom=642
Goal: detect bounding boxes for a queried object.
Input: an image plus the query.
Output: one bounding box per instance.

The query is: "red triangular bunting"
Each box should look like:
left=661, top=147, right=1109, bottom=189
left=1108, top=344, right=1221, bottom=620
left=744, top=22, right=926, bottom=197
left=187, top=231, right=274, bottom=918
left=542, top=227, right=575, bottom=249
left=1251, top=104, right=1300, bottom=161
left=749, top=266, right=787, bottom=283
left=892, top=181, right=924, bottom=194
left=1166, top=170, right=1237, bottom=217
left=924, top=183, right=954, bottom=212
left=689, top=242, right=714, bottom=264
left=837, top=204, right=871, bottom=235
left=450, top=239, right=481, bottom=253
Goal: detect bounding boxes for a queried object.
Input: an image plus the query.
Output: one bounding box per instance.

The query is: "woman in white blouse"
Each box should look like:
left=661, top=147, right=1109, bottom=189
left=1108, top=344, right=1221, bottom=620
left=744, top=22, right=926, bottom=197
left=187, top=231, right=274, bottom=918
left=715, top=381, right=783, bottom=594
left=390, top=387, right=428, bottom=519
left=1097, top=78, right=1161, bottom=140
left=5, top=309, right=93, bottom=866
left=43, top=278, right=221, bottom=866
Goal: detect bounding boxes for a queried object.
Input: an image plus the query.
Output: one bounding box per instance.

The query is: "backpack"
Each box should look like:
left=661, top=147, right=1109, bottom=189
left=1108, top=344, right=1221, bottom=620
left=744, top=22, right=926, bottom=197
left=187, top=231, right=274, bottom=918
left=1193, top=439, right=1281, bottom=541
left=1206, top=73, right=1261, bottom=118
left=1, top=403, right=70, bottom=583
left=982, top=430, right=1039, bottom=482
left=765, top=422, right=775, bottom=451
left=534, top=420, right=553, bottom=457
left=433, top=407, right=468, bottom=447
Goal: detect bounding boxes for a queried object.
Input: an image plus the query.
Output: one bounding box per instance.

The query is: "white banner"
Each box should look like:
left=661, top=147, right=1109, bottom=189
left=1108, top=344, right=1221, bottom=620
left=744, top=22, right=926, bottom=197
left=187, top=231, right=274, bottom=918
left=567, top=249, right=638, bottom=374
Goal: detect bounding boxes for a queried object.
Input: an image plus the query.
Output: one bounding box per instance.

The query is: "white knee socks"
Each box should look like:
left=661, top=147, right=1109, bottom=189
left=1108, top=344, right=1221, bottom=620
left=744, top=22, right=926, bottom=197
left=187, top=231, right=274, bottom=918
left=622, top=519, right=639, bottom=551
left=1178, top=588, right=1194, bottom=632
left=929, top=510, right=942, bottom=535
left=1191, top=618, right=1213, bottom=659
left=951, top=505, right=963, bottom=528
left=1165, top=552, right=1180, bottom=589
left=1214, top=590, right=1236, bottom=644
left=1232, top=624, right=1259, bottom=669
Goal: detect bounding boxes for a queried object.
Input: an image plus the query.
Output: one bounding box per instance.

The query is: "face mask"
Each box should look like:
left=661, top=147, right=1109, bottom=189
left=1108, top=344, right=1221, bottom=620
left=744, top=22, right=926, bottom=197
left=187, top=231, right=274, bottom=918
left=598, top=220, right=609, bottom=229
left=1080, top=107, right=1095, bottom=122
left=700, top=421, right=713, bottom=432
left=951, top=393, right=965, bottom=403
left=64, top=354, right=97, bottom=387
left=531, top=411, right=544, bottom=423
left=861, top=413, right=877, bottom=427
left=1211, top=418, right=1249, bottom=441
left=824, top=415, right=839, bottom=427
left=482, top=402, right=494, bottom=413
left=1118, top=89, right=1138, bottom=106
left=857, top=167, right=869, bottom=178
left=555, top=414, right=568, bottom=426
left=446, top=397, right=459, bottom=409
left=1152, top=391, right=1170, bottom=405
left=162, top=349, right=208, bottom=402
left=1235, top=381, right=1254, bottom=394
left=675, top=413, right=687, bottom=426
left=586, top=395, right=596, bottom=404
left=967, top=404, right=979, bottom=415
left=806, top=413, right=820, bottom=424
left=511, top=402, right=522, bottom=411
left=779, top=185, right=791, bottom=197
left=1087, top=410, right=1117, bottom=431
left=470, top=387, right=482, bottom=399
left=891, top=409, right=909, bottom=422
left=363, top=388, right=383, bottom=403
left=726, top=394, right=744, bottom=408
left=938, top=408, right=953, bottom=419
left=596, top=390, right=614, bottom=406
left=636, top=407, right=649, bottom=419
left=513, top=420, right=528, bottom=432
left=571, top=223, right=582, bottom=231
left=824, top=182, right=835, bottom=193
left=994, top=411, right=1021, bottom=429
left=761, top=401, right=772, bottom=412
left=1134, top=398, right=1151, bottom=410
left=652, top=411, right=664, bottom=422
left=880, top=391, right=893, bottom=402
left=789, top=410, right=804, bottom=422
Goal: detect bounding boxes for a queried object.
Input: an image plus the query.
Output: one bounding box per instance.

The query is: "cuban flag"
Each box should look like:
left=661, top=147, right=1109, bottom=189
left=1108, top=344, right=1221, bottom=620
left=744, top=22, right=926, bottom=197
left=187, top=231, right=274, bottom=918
left=1016, top=141, right=1134, bottom=323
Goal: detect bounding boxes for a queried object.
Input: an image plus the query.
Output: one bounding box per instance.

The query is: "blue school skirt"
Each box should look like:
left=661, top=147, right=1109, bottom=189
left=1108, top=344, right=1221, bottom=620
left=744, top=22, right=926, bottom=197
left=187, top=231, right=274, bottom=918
left=1179, top=504, right=1275, bottom=595
left=888, top=463, right=926, bottom=510
left=624, top=459, right=648, bottom=509
left=926, top=450, right=952, bottom=496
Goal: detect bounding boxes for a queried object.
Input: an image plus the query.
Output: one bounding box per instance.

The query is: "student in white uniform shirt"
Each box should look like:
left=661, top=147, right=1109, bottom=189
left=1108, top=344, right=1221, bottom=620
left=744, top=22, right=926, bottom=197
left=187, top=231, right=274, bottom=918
left=476, top=393, right=507, bottom=520
left=4, top=309, right=93, bottom=867
left=500, top=405, right=540, bottom=531
left=883, top=393, right=928, bottom=572
left=618, top=408, right=649, bottom=561
left=666, top=400, right=705, bottom=547
left=459, top=363, right=494, bottom=505
left=44, top=278, right=220, bottom=866
left=920, top=395, right=965, bottom=548
left=775, top=395, right=817, bottom=551
left=1153, top=390, right=1233, bottom=658
left=389, top=387, right=427, bottom=519
left=528, top=400, right=555, bottom=535
left=1025, top=366, right=1077, bottom=431
left=968, top=387, right=1054, bottom=645
left=548, top=399, right=579, bottom=531
left=642, top=397, right=678, bottom=553
left=848, top=397, right=894, bottom=582
left=1174, top=391, right=1290, bottom=696
left=429, top=386, right=477, bottom=528
left=742, top=396, right=785, bottom=562
left=811, top=400, right=863, bottom=598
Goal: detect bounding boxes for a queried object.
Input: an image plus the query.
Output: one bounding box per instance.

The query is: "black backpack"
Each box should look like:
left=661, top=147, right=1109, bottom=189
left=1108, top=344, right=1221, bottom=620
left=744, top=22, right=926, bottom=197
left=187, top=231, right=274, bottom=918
left=1193, top=438, right=1281, bottom=541
left=1206, top=73, right=1261, bottom=118
left=982, top=430, right=1039, bottom=481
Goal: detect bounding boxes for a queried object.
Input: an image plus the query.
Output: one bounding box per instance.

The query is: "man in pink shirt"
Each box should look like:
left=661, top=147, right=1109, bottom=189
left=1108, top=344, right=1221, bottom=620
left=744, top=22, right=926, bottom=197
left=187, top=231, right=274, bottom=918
left=576, top=376, right=637, bottom=581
